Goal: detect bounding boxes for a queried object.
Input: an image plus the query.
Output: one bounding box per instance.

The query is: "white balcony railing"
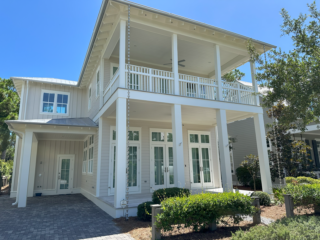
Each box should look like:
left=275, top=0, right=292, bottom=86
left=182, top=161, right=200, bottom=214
left=103, top=64, right=256, bottom=105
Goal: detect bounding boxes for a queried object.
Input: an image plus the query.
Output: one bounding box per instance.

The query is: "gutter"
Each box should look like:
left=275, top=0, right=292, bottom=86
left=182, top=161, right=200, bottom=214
left=8, top=127, right=24, bottom=206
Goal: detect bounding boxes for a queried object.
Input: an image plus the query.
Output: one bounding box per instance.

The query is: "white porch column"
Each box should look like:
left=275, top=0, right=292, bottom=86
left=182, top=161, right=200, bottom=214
left=250, top=62, right=260, bottom=106
left=172, top=33, right=179, bottom=95
left=17, top=131, right=33, bottom=207
left=119, top=20, right=126, bottom=88
left=213, top=45, right=223, bottom=101
left=171, top=104, right=185, bottom=188
left=100, top=58, right=105, bottom=108
left=254, top=113, right=273, bottom=193
left=216, top=109, right=233, bottom=192
left=27, top=136, right=38, bottom=197
left=96, top=117, right=104, bottom=197
left=114, top=97, right=127, bottom=208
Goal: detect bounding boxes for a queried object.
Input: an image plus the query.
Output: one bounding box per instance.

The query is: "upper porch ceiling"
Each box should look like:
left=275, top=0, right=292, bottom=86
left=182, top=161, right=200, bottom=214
left=78, top=0, right=275, bottom=88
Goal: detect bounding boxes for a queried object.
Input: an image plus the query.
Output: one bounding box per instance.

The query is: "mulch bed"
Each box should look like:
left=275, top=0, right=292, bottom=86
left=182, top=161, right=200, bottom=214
left=114, top=217, right=264, bottom=240
left=261, top=204, right=317, bottom=220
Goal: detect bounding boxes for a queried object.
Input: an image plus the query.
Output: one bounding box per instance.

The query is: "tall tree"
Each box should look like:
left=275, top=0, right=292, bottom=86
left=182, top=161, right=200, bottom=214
left=0, top=78, right=19, bottom=159
left=247, top=2, right=320, bottom=131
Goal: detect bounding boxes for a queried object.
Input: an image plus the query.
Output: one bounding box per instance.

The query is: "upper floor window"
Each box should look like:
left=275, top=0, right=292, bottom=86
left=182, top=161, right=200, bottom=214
left=88, top=85, right=92, bottom=109
left=41, top=90, right=69, bottom=115
left=96, top=71, right=100, bottom=97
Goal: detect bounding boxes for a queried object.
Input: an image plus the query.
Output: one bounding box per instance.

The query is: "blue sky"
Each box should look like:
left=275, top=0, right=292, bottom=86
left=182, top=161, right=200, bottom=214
left=0, top=0, right=315, bottom=83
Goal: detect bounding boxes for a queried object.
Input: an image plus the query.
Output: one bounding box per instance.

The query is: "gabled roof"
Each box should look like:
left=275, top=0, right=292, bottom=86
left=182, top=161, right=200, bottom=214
left=5, top=117, right=98, bottom=128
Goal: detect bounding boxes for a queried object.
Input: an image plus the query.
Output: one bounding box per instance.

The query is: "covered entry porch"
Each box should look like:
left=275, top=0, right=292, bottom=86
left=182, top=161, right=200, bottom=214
left=6, top=118, right=98, bottom=208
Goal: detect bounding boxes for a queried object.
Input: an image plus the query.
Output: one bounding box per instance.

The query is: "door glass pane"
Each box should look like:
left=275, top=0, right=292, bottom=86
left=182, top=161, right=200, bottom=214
left=60, top=159, right=70, bottom=190
left=129, top=131, right=139, bottom=141
left=190, top=134, right=199, bottom=143
left=192, top=148, right=200, bottom=183
left=201, top=135, right=210, bottom=143
left=168, top=147, right=174, bottom=185
left=154, top=147, right=164, bottom=185
left=113, top=146, right=116, bottom=188
left=202, top=148, right=211, bottom=183
left=128, top=146, right=138, bottom=187
left=152, top=132, right=164, bottom=142
left=167, top=133, right=173, bottom=142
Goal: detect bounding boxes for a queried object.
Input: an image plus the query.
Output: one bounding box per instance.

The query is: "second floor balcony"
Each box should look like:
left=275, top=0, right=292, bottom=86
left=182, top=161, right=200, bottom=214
left=103, top=64, right=257, bottom=106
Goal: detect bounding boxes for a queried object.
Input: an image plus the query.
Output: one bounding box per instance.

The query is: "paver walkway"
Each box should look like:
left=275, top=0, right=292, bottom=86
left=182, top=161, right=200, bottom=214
left=0, top=194, right=134, bottom=240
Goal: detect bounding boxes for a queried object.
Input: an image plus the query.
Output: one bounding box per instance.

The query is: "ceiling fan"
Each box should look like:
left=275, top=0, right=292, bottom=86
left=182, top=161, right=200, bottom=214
left=163, top=59, right=186, bottom=67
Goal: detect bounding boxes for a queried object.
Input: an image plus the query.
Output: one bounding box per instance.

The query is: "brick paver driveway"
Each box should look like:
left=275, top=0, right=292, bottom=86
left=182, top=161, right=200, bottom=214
left=0, top=194, right=134, bottom=240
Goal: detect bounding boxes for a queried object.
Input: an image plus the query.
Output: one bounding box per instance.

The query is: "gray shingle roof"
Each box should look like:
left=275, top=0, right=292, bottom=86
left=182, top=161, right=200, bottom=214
left=5, top=117, right=98, bottom=128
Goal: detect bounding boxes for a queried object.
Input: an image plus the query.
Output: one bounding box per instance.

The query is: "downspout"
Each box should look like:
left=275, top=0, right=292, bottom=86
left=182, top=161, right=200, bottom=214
left=8, top=127, right=25, bottom=206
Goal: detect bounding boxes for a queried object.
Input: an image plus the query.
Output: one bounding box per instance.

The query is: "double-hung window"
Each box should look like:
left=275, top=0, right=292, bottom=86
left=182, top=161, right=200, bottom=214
left=96, top=71, right=100, bottom=97
left=88, top=135, right=94, bottom=174
left=83, top=140, right=88, bottom=173
left=41, top=90, right=69, bottom=115
left=88, top=85, right=92, bottom=109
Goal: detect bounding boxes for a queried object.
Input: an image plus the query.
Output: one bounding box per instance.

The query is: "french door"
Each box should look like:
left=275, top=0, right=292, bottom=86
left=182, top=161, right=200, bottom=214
left=57, top=155, right=74, bottom=194
left=110, top=144, right=140, bottom=194
left=151, top=145, right=175, bottom=190
left=190, top=146, right=213, bottom=188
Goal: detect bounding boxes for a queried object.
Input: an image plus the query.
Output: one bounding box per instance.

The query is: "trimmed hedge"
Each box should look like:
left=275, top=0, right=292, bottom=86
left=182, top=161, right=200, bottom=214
left=152, top=187, right=190, bottom=204
left=232, top=216, right=320, bottom=240
left=250, top=192, right=271, bottom=206
left=285, top=176, right=320, bottom=185
left=282, top=183, right=320, bottom=207
left=155, top=192, right=255, bottom=231
left=137, top=201, right=153, bottom=221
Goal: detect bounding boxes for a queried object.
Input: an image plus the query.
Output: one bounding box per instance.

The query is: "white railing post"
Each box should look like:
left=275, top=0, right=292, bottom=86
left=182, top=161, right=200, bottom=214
left=213, top=44, right=223, bottom=101
left=237, top=82, right=241, bottom=103
left=172, top=33, right=179, bottom=95
left=149, top=68, right=153, bottom=92
left=197, top=77, right=201, bottom=98
left=250, top=62, right=260, bottom=106
left=119, top=20, right=126, bottom=88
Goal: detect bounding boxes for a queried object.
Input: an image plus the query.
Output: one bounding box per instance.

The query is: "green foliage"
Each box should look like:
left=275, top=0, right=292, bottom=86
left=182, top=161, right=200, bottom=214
left=0, top=78, right=19, bottom=159
left=250, top=191, right=271, bottom=206
left=285, top=176, right=320, bottom=185
left=240, top=155, right=260, bottom=191
left=235, top=166, right=251, bottom=186
left=273, top=188, right=285, bottom=204
left=283, top=183, right=320, bottom=207
left=152, top=187, right=190, bottom=204
left=137, top=201, right=153, bottom=221
left=249, top=179, right=262, bottom=191
left=0, top=160, right=13, bottom=178
left=155, top=192, right=255, bottom=232
left=232, top=216, right=320, bottom=240
left=222, top=69, right=245, bottom=82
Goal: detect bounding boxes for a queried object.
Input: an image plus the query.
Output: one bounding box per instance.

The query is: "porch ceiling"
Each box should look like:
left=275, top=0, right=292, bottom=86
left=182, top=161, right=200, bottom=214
left=103, top=100, right=255, bottom=126
left=110, top=26, right=246, bottom=77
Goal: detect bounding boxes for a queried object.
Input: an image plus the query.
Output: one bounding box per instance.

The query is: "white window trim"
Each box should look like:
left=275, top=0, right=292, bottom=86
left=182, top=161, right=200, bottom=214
left=39, top=89, right=70, bottom=116
left=110, top=63, right=119, bottom=79
left=96, top=68, right=100, bottom=99
left=88, top=84, right=92, bottom=110
left=108, top=126, right=141, bottom=195
left=87, top=135, right=94, bottom=174
left=187, top=130, right=214, bottom=189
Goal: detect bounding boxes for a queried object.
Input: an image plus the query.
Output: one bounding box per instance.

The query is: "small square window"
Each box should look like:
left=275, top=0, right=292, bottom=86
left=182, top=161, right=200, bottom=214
left=201, top=135, right=209, bottom=143
left=152, top=132, right=164, bottom=142
left=190, top=134, right=199, bottom=143
left=129, top=131, right=139, bottom=141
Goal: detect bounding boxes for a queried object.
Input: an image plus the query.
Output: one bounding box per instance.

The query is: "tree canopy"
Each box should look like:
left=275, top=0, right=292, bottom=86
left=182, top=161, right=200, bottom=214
left=0, top=78, right=19, bottom=159
left=248, top=1, right=320, bottom=131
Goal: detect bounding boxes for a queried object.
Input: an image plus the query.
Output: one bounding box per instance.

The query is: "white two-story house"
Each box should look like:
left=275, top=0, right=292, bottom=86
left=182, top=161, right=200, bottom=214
left=6, top=0, right=275, bottom=218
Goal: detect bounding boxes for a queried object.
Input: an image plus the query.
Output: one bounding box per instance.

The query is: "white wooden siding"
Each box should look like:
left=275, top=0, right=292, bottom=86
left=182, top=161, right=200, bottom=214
left=34, top=140, right=83, bottom=191
left=12, top=138, right=22, bottom=191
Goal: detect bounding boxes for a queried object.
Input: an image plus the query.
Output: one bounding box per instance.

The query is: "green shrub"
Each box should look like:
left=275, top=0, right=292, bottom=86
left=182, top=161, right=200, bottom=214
left=250, top=192, right=271, bottom=206
left=273, top=188, right=284, bottom=203
left=152, top=187, right=190, bottom=204
left=235, top=166, right=251, bottom=186
left=156, top=192, right=255, bottom=231
left=231, top=216, right=320, bottom=240
left=282, top=183, right=320, bottom=207
left=249, top=178, right=262, bottom=190
left=285, top=176, right=320, bottom=185
left=137, top=201, right=153, bottom=221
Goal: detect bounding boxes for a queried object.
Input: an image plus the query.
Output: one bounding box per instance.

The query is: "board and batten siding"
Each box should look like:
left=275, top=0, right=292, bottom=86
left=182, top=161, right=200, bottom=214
left=12, top=138, right=22, bottom=192
left=34, top=140, right=83, bottom=192
left=24, top=82, right=87, bottom=120
left=98, top=119, right=221, bottom=197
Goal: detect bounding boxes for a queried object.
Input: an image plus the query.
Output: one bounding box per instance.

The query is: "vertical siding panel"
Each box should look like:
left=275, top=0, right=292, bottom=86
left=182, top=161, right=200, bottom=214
left=48, top=141, right=55, bottom=189
left=74, top=141, right=79, bottom=188
left=54, top=141, right=61, bottom=190
left=43, top=141, right=50, bottom=189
